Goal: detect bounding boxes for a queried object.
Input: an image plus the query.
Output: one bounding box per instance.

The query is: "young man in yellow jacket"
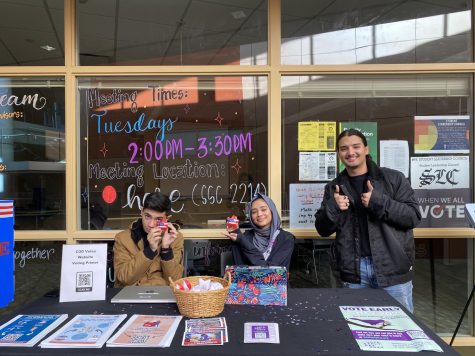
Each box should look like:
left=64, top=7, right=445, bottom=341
left=113, top=192, right=184, bottom=287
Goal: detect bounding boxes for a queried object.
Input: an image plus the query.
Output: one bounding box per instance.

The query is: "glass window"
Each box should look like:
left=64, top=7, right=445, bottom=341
left=76, top=0, right=268, bottom=66
left=0, top=241, right=63, bottom=318
left=281, top=0, right=472, bottom=64
left=289, top=237, right=473, bottom=335
left=414, top=238, right=472, bottom=335
left=78, top=76, right=268, bottom=230
left=0, top=77, right=65, bottom=230
left=282, top=74, right=472, bottom=230
left=0, top=0, right=64, bottom=66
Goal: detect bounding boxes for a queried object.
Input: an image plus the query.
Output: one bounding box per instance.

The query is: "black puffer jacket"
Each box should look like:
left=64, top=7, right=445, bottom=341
left=314, top=159, right=421, bottom=287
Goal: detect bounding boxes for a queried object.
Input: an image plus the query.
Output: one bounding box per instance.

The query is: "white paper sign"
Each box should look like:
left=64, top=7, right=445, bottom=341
left=289, top=183, right=326, bottom=229
left=299, top=152, right=337, bottom=181
left=59, top=244, right=107, bottom=302
left=410, top=156, right=469, bottom=190
left=380, top=140, right=409, bottom=177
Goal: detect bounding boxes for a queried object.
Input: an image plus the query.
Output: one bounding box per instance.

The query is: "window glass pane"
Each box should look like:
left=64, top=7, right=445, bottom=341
left=289, top=238, right=473, bottom=335
left=77, top=0, right=268, bottom=65
left=414, top=238, right=472, bottom=335
left=0, top=77, right=65, bottom=230
left=78, top=76, right=268, bottom=230
left=282, top=74, right=473, bottom=230
left=0, top=241, right=63, bottom=319
left=282, top=74, right=473, bottom=334
left=0, top=0, right=64, bottom=66
left=281, top=0, right=472, bottom=64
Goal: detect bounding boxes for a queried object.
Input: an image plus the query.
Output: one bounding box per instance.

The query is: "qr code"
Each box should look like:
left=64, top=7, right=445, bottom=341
left=1, top=334, right=21, bottom=341
left=253, top=332, right=268, bottom=339
left=362, top=341, right=384, bottom=349
left=130, top=335, right=150, bottom=344
left=76, top=271, right=93, bottom=292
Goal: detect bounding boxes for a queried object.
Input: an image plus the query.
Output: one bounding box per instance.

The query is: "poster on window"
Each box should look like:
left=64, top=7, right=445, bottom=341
left=289, top=183, right=325, bottom=229
left=414, top=116, right=470, bottom=154
left=414, top=189, right=471, bottom=228
left=410, top=156, right=469, bottom=190
left=299, top=152, right=337, bottom=181
left=298, top=122, right=336, bottom=151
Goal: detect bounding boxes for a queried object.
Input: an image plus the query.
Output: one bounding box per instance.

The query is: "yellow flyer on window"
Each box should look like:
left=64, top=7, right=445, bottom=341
left=298, top=122, right=336, bottom=151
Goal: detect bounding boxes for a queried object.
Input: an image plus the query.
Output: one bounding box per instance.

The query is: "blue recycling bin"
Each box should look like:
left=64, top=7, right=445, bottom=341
left=0, top=200, right=14, bottom=307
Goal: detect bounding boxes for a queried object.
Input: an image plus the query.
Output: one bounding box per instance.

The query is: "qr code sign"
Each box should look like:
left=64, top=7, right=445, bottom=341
left=76, top=271, right=93, bottom=292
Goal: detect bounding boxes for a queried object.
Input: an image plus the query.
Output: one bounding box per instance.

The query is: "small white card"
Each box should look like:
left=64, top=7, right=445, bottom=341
left=59, top=244, right=107, bottom=302
left=244, top=322, right=279, bottom=344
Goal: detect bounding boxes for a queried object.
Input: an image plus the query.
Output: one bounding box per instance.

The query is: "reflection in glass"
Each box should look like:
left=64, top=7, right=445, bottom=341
left=0, top=77, right=65, bottom=230
left=0, top=0, right=64, bottom=66
left=78, top=76, right=268, bottom=230
left=289, top=238, right=472, bottom=335
left=281, top=74, right=473, bottom=229
left=281, top=0, right=472, bottom=64
left=77, top=0, right=268, bottom=65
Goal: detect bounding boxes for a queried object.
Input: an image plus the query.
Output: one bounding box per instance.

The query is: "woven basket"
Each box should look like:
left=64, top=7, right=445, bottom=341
left=169, top=273, right=231, bottom=318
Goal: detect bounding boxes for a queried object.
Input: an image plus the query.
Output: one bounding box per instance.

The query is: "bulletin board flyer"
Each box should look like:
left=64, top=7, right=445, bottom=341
left=339, top=306, right=443, bottom=353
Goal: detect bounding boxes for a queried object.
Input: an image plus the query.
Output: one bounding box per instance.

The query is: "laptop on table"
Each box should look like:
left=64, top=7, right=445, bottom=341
left=111, top=285, right=176, bottom=303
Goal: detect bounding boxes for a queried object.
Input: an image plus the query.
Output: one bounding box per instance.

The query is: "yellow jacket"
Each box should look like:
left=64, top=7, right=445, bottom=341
left=113, top=221, right=184, bottom=287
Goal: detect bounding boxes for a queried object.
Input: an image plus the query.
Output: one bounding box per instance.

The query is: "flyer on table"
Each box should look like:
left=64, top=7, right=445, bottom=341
left=59, top=243, right=108, bottom=302
left=340, top=306, right=442, bottom=353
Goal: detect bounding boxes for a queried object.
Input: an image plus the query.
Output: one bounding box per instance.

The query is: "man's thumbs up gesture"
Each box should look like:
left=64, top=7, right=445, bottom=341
left=333, top=184, right=350, bottom=211
left=361, top=180, right=373, bottom=208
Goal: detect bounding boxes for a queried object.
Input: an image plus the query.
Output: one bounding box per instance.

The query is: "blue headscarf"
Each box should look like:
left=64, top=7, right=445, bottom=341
left=247, top=193, right=281, bottom=260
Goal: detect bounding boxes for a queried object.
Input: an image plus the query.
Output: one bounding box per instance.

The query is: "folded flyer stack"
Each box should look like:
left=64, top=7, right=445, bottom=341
left=40, top=314, right=126, bottom=348
left=0, top=314, right=68, bottom=347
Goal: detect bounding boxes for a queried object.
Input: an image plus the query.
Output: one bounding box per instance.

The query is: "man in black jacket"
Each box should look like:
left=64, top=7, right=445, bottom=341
left=315, top=129, right=421, bottom=312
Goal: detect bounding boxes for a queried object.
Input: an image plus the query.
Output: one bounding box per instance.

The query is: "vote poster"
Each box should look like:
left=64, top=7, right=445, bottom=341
left=414, top=189, right=471, bottom=228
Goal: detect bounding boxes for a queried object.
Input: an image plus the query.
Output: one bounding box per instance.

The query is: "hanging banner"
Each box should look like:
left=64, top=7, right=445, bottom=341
left=0, top=200, right=14, bottom=307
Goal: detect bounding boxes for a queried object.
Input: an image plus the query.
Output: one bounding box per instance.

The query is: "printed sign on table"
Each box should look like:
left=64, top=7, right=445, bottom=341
left=414, top=115, right=470, bottom=154
left=59, top=243, right=107, bottom=302
left=340, top=306, right=443, bottom=352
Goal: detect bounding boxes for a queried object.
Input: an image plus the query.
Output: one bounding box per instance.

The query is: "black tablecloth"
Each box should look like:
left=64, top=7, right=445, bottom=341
left=0, top=288, right=458, bottom=355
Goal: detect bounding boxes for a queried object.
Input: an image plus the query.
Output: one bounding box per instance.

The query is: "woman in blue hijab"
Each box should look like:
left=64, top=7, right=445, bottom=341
left=223, top=193, right=295, bottom=269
